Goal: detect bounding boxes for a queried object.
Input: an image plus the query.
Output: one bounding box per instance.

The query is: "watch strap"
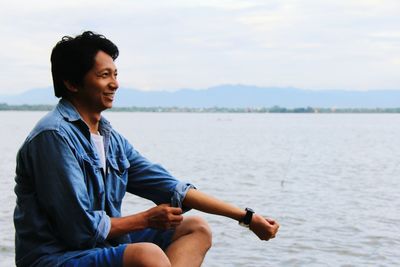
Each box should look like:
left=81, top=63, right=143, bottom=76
left=239, top=207, right=254, bottom=227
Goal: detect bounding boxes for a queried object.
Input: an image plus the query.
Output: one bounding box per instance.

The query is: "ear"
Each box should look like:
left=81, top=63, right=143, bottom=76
left=63, top=81, right=79, bottom=93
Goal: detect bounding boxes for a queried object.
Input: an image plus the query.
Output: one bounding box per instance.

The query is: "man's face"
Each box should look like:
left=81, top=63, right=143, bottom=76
left=77, top=50, right=119, bottom=113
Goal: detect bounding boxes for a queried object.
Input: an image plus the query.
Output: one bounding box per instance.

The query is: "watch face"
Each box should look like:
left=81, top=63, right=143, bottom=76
left=245, top=207, right=254, bottom=213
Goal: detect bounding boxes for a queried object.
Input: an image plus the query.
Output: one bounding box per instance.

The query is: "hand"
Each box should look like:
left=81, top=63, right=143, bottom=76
left=145, top=204, right=183, bottom=230
left=249, top=214, right=279, bottom=241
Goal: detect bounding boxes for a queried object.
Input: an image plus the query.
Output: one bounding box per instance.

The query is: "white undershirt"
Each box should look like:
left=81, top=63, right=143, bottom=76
left=91, top=132, right=106, bottom=172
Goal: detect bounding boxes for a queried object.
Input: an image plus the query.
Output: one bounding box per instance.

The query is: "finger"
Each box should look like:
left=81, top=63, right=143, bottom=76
left=161, top=205, right=182, bottom=214
left=265, top=218, right=276, bottom=225
left=156, top=205, right=182, bottom=216
left=170, top=214, right=184, bottom=223
left=169, top=207, right=183, bottom=215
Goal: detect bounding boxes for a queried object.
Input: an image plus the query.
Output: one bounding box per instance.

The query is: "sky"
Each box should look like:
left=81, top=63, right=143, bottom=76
left=0, top=0, right=399, bottom=94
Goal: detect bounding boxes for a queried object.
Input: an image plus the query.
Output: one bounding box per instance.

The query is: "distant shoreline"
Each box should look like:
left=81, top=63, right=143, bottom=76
left=0, top=103, right=399, bottom=113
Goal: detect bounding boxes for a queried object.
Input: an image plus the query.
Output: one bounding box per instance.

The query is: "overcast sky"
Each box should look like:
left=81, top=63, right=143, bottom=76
left=1, top=0, right=399, bottom=94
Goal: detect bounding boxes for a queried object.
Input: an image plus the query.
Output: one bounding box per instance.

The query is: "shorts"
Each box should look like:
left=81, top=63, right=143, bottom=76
left=62, top=228, right=175, bottom=267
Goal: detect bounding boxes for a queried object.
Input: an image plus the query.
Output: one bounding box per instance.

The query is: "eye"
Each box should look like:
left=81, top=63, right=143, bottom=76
left=101, top=72, right=109, bottom=78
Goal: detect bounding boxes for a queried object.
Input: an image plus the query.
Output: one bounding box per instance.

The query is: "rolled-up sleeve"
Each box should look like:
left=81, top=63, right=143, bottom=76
left=25, top=130, right=110, bottom=249
left=123, top=139, right=195, bottom=211
left=171, top=182, right=195, bottom=211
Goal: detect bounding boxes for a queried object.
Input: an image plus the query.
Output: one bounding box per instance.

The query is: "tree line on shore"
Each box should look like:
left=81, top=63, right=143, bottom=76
left=0, top=103, right=399, bottom=113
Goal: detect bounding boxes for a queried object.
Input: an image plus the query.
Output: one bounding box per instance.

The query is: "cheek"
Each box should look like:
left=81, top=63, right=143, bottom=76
left=84, top=81, right=105, bottom=93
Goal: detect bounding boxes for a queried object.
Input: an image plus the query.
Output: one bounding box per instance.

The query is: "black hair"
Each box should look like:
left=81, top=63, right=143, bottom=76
left=50, top=31, right=119, bottom=98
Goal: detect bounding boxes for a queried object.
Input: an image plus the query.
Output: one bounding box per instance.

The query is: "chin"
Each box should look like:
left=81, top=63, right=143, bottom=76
left=103, top=101, right=114, bottom=109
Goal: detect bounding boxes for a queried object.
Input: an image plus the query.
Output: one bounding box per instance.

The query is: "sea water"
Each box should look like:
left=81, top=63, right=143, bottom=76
left=1, top=111, right=399, bottom=266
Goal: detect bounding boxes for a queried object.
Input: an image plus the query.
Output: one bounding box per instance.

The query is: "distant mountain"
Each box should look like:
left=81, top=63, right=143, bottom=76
left=0, top=85, right=399, bottom=108
left=0, top=87, right=59, bottom=105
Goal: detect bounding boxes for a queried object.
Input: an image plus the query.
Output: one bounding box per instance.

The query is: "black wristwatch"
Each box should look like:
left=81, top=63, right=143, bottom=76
left=239, top=207, right=254, bottom=228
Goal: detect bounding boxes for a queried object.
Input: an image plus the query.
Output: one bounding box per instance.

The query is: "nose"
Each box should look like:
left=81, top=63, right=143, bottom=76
left=110, top=75, right=119, bottom=90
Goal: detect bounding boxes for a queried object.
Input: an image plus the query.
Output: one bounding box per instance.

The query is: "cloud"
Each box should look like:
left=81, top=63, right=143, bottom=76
left=0, top=0, right=399, bottom=93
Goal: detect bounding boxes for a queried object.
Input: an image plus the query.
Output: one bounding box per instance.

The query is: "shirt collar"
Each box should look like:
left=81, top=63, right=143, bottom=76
left=57, top=98, right=81, bottom=122
left=56, top=98, right=112, bottom=134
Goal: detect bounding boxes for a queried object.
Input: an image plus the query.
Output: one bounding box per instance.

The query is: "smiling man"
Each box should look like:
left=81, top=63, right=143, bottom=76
left=13, top=31, right=279, bottom=267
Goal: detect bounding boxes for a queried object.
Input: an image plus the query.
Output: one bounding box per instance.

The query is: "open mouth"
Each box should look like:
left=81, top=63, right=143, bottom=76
left=104, top=93, right=115, bottom=100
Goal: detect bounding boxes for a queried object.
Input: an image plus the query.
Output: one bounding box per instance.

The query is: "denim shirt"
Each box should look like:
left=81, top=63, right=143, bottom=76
left=14, top=99, right=194, bottom=267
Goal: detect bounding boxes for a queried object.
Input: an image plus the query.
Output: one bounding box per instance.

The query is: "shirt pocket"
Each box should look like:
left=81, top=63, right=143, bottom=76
left=107, top=156, right=130, bottom=203
left=80, top=152, right=105, bottom=209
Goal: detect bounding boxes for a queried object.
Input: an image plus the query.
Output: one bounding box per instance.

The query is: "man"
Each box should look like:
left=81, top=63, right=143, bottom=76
left=14, top=31, right=279, bottom=267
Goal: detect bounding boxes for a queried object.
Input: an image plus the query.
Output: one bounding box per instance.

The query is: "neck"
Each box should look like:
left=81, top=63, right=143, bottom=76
left=67, top=98, right=101, bottom=134
left=81, top=113, right=101, bottom=134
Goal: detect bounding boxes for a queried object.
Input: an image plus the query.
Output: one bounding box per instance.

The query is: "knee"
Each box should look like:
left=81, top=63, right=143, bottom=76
left=123, top=243, right=171, bottom=267
left=185, top=216, right=213, bottom=249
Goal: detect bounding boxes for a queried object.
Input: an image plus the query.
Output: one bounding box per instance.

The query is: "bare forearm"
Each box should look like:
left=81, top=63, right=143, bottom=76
left=108, top=212, right=148, bottom=239
left=108, top=204, right=183, bottom=239
left=184, top=189, right=280, bottom=241
left=183, top=189, right=246, bottom=221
